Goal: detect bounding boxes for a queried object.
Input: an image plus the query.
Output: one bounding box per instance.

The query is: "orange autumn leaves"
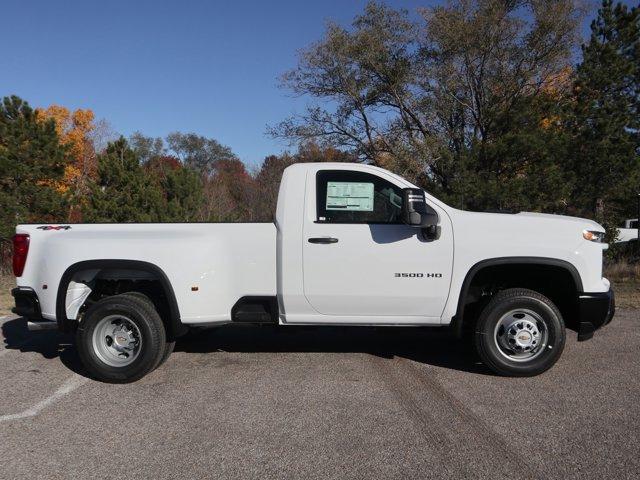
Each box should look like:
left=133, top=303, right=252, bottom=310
left=36, top=105, right=98, bottom=192
left=36, top=105, right=98, bottom=221
left=539, top=67, right=573, bottom=131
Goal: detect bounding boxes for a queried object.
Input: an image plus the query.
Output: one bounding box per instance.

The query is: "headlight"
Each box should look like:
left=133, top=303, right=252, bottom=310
left=583, top=230, right=605, bottom=243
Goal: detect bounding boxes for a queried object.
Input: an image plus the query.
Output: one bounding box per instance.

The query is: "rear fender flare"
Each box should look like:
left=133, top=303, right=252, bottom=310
left=56, top=259, right=185, bottom=338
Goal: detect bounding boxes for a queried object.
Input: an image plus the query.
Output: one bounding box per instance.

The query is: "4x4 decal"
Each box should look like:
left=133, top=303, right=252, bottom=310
left=36, top=225, right=72, bottom=231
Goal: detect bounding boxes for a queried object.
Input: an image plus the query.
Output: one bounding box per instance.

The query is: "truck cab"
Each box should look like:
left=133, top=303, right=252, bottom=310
left=277, top=163, right=453, bottom=324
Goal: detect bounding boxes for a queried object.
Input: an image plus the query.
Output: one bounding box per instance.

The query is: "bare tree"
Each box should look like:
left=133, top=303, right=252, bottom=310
left=270, top=0, right=583, bottom=187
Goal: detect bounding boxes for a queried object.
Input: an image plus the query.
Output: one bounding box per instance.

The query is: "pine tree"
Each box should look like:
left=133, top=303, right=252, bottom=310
left=145, top=155, right=204, bottom=222
left=0, top=95, right=69, bottom=239
left=435, top=92, right=574, bottom=213
left=570, top=0, right=640, bottom=228
left=84, top=138, right=166, bottom=222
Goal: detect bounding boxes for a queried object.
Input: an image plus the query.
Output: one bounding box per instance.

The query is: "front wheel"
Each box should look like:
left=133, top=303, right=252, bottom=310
left=475, top=288, right=565, bottom=376
left=77, top=294, right=166, bottom=383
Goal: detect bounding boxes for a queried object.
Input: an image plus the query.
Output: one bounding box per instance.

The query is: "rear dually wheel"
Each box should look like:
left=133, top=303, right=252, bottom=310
left=77, top=293, right=166, bottom=383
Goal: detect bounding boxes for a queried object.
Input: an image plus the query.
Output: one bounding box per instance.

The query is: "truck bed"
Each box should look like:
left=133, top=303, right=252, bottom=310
left=16, top=223, right=277, bottom=324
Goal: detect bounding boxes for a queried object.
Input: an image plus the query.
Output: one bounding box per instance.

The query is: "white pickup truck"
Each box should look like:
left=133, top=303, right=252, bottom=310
left=616, top=218, right=638, bottom=243
left=11, top=163, right=614, bottom=382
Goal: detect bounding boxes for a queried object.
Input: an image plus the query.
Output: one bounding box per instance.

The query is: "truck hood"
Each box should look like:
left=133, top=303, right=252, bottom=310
left=447, top=208, right=606, bottom=249
left=515, top=212, right=604, bottom=232
left=451, top=209, right=604, bottom=232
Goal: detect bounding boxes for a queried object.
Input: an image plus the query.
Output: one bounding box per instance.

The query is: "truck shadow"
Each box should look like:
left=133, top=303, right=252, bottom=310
left=177, top=324, right=492, bottom=375
left=2, top=318, right=491, bottom=377
left=1, top=317, right=83, bottom=375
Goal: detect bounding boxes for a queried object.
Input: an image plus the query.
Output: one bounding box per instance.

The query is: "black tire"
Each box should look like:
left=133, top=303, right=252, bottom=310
left=77, top=294, right=166, bottom=383
left=120, top=292, right=175, bottom=369
left=474, top=288, right=565, bottom=377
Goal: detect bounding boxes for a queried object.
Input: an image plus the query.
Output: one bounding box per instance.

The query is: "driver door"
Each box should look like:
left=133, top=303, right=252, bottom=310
left=302, top=169, right=453, bottom=319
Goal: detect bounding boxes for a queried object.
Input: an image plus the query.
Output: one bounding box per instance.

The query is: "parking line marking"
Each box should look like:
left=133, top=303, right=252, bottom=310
left=0, top=375, right=89, bottom=422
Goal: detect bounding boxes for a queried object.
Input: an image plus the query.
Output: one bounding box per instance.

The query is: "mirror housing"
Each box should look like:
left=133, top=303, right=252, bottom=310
left=401, top=188, right=440, bottom=239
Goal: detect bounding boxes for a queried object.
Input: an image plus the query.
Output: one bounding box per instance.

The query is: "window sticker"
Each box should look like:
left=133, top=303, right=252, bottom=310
left=326, top=181, right=374, bottom=211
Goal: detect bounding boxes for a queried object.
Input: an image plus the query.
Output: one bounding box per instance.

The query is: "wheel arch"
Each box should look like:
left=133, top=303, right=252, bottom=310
left=56, top=259, right=186, bottom=339
left=451, top=257, right=583, bottom=338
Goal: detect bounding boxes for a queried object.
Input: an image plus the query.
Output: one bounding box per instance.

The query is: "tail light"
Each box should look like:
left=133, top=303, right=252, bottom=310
left=12, top=234, right=30, bottom=277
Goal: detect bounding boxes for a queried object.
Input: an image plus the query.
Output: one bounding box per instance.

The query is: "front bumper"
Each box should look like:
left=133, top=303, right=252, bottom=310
left=577, top=288, right=615, bottom=341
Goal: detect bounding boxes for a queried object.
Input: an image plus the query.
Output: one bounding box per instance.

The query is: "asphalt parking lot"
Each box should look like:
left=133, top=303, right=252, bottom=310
left=1, top=310, right=638, bottom=480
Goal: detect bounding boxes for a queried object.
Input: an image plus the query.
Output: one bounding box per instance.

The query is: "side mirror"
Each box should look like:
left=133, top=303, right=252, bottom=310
left=402, top=188, right=440, bottom=239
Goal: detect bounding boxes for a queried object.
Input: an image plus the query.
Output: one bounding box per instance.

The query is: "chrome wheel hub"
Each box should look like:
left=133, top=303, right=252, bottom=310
left=92, top=315, right=142, bottom=367
left=494, top=309, right=548, bottom=362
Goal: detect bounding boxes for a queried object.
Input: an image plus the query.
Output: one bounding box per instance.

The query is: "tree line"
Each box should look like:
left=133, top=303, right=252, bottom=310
left=271, top=0, right=639, bottom=229
left=0, top=96, right=353, bottom=238
left=0, top=0, right=638, bottom=257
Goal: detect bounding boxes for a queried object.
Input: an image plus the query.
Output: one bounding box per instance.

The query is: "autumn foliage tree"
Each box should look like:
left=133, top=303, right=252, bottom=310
left=35, top=105, right=99, bottom=221
left=252, top=142, right=355, bottom=221
left=130, top=132, right=255, bottom=221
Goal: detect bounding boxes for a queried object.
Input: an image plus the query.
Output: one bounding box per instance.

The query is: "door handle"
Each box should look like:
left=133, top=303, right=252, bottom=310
left=308, top=237, right=339, bottom=244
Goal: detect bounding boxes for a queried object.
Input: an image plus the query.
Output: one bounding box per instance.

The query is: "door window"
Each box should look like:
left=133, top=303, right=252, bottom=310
left=316, top=170, right=404, bottom=224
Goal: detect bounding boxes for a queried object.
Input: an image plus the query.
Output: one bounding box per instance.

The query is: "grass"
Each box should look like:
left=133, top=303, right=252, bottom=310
left=604, top=260, right=640, bottom=309
left=0, top=273, right=14, bottom=316
left=611, top=281, right=640, bottom=309
left=604, top=260, right=640, bottom=283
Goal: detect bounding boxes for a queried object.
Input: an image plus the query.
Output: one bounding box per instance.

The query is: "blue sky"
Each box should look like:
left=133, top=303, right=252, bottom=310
left=0, top=0, right=619, bottom=168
